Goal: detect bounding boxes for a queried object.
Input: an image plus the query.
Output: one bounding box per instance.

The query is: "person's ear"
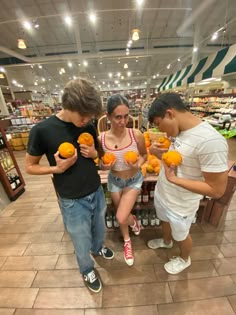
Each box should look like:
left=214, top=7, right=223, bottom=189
left=166, top=109, right=175, bottom=119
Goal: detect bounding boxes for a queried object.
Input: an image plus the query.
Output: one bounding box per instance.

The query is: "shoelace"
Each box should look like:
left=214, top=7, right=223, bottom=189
left=131, top=217, right=139, bottom=232
left=124, top=241, right=133, bottom=259
left=85, top=270, right=97, bottom=283
left=101, top=247, right=107, bottom=255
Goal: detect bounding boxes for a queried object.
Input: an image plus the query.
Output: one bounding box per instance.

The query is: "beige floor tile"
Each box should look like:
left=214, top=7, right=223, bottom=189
left=15, top=310, right=84, bottom=315
left=0, top=234, right=20, bottom=245
left=226, top=211, right=236, bottom=221
left=0, top=217, right=19, bottom=224
left=2, top=255, right=58, bottom=270
left=187, top=245, right=224, bottom=260
left=0, top=288, right=38, bottom=308
left=228, top=295, right=236, bottom=312
left=16, top=232, right=63, bottom=244
left=40, top=222, right=65, bottom=232
left=15, top=215, right=58, bottom=225
left=98, top=264, right=157, bottom=285
left=24, top=242, right=74, bottom=256
left=0, top=270, right=36, bottom=287
left=11, top=208, right=60, bottom=217
left=0, top=257, right=7, bottom=268
left=191, top=232, right=227, bottom=245
left=85, top=305, right=158, bottom=315
left=218, top=243, right=236, bottom=257
left=224, top=230, right=236, bottom=242
left=0, top=223, right=45, bottom=234
left=158, top=297, right=235, bottom=315
left=212, top=257, right=236, bottom=275
left=108, top=249, right=167, bottom=267
left=34, top=288, right=102, bottom=308
left=0, top=309, right=15, bottom=315
left=154, top=260, right=218, bottom=281
left=0, top=208, right=16, bottom=217
left=55, top=254, right=78, bottom=269
left=0, top=244, right=28, bottom=256
left=32, top=269, right=84, bottom=287
left=169, top=276, right=236, bottom=302
left=102, top=283, right=172, bottom=307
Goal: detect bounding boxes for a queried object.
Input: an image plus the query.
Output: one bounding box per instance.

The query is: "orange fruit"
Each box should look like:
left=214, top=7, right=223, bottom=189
left=145, top=139, right=151, bottom=148
left=157, top=137, right=171, bottom=149
left=146, top=164, right=154, bottom=173
left=94, top=157, right=99, bottom=165
left=77, top=132, right=94, bottom=146
left=124, top=151, right=139, bottom=164
left=153, top=166, right=160, bottom=174
left=141, top=164, right=147, bottom=177
left=162, top=151, right=182, bottom=167
left=102, top=152, right=116, bottom=165
left=58, top=142, right=75, bottom=159
left=148, top=154, right=157, bottom=162
left=143, top=132, right=150, bottom=139
left=149, top=158, right=160, bottom=168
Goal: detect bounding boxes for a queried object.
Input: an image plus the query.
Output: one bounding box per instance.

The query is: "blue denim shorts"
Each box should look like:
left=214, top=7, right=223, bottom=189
left=107, top=170, right=144, bottom=192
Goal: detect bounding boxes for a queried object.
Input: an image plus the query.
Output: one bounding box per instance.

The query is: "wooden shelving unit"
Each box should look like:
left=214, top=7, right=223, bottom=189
left=0, top=126, right=25, bottom=201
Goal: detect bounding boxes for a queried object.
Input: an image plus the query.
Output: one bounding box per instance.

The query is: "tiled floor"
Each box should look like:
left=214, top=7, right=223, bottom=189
left=0, top=138, right=235, bottom=314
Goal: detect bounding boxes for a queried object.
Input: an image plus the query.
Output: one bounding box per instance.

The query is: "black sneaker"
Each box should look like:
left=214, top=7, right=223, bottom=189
left=98, top=246, right=114, bottom=259
left=83, top=269, right=102, bottom=293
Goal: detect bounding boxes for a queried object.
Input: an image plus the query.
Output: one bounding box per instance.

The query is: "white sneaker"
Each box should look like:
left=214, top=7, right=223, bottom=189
left=147, top=238, right=173, bottom=249
left=164, top=256, right=191, bottom=274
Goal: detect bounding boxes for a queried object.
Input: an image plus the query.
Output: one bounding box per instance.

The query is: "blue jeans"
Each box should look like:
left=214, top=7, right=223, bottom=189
left=59, top=185, right=106, bottom=275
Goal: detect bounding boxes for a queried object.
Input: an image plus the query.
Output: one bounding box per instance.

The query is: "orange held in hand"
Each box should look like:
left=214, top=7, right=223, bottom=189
left=58, top=142, right=75, bottom=159
left=124, top=151, right=139, bottom=164
left=102, top=152, right=116, bottom=165
left=157, top=137, right=171, bottom=149
left=162, top=151, right=182, bottom=167
left=77, top=133, right=94, bottom=146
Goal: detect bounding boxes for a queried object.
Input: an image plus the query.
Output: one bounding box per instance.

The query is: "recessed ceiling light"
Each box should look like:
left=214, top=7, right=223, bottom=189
left=124, top=63, right=128, bottom=69
left=64, top=16, right=72, bottom=26
left=83, top=61, right=88, bottom=67
left=23, top=21, right=32, bottom=30
left=68, top=61, right=73, bottom=68
left=193, top=47, right=198, bottom=52
left=89, top=13, right=97, bottom=24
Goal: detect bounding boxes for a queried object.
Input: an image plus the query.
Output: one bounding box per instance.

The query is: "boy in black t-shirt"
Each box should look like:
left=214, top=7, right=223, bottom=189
left=25, top=78, right=114, bottom=293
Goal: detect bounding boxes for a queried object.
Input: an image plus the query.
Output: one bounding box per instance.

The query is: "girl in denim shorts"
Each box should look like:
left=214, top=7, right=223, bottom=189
left=98, top=94, right=147, bottom=266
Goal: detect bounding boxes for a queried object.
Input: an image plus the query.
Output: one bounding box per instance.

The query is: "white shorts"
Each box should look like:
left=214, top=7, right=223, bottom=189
left=154, top=197, right=196, bottom=241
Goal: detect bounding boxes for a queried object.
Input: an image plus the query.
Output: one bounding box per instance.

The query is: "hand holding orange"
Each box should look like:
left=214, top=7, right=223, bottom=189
left=162, top=151, right=182, bottom=167
left=77, top=133, right=94, bottom=146
left=58, top=142, right=75, bottom=158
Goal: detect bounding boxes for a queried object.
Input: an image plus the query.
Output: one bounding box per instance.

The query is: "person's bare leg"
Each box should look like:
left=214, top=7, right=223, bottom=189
left=179, top=234, right=192, bottom=261
left=162, top=221, right=172, bottom=244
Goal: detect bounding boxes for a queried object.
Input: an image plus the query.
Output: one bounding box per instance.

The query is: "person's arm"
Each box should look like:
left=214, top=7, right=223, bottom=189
left=25, top=150, right=78, bottom=175
left=149, top=142, right=168, bottom=160
left=134, top=129, right=147, bottom=168
left=164, top=165, right=228, bottom=199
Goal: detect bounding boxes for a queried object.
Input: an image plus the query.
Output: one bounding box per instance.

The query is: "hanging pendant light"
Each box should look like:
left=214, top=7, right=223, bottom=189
left=18, top=39, right=27, bottom=49
left=131, top=29, right=140, bottom=41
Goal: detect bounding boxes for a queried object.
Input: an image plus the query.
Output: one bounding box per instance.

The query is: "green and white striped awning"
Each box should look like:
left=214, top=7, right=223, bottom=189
left=159, top=43, right=236, bottom=91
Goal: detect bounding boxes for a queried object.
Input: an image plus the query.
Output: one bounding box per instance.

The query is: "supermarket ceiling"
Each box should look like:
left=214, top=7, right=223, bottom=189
left=0, top=0, right=236, bottom=95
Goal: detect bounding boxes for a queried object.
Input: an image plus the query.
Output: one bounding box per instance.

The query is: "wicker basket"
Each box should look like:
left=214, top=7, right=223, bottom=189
left=148, top=130, right=167, bottom=142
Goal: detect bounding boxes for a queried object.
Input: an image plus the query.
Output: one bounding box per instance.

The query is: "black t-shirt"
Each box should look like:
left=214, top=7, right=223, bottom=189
left=27, top=115, right=101, bottom=199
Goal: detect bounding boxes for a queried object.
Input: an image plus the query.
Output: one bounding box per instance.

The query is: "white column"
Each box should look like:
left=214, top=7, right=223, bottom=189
left=0, top=88, right=9, bottom=115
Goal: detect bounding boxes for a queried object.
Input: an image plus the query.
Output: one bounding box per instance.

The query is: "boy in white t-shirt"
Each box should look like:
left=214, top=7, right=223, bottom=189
left=147, top=93, right=228, bottom=274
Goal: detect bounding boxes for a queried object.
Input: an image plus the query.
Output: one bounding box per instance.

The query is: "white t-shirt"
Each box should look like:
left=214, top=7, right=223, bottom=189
left=155, top=122, right=228, bottom=216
